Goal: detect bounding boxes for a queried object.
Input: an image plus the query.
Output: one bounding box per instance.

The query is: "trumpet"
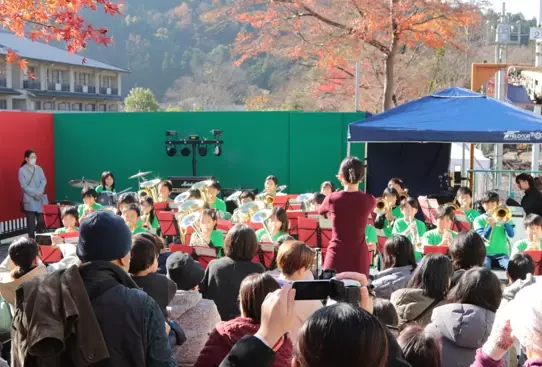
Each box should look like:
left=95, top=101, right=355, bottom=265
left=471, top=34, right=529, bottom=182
left=374, top=197, right=390, bottom=215
left=406, top=216, right=421, bottom=250
left=492, top=205, right=512, bottom=225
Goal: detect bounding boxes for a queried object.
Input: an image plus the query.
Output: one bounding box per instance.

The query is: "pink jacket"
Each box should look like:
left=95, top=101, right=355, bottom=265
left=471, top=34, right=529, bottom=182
left=471, top=348, right=542, bottom=367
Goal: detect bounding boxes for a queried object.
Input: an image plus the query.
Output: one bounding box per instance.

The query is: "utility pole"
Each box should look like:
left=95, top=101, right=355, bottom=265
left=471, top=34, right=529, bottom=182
left=494, top=2, right=508, bottom=188
left=532, top=0, right=542, bottom=172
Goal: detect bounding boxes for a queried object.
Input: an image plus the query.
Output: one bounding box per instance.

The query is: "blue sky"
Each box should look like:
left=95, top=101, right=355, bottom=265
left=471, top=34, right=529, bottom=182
left=490, top=0, right=538, bottom=19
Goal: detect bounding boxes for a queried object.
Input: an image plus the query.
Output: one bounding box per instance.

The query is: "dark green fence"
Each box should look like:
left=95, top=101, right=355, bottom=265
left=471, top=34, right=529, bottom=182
left=54, top=111, right=366, bottom=200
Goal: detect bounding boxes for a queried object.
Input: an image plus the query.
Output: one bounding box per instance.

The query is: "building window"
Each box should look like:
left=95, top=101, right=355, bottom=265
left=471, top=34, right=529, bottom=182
left=57, top=102, right=67, bottom=111
left=0, top=100, right=6, bottom=110
left=101, top=75, right=112, bottom=88
left=34, top=101, right=41, bottom=111
left=85, top=103, right=96, bottom=111
left=43, top=101, right=54, bottom=110
left=108, top=104, right=118, bottom=112
left=99, top=104, right=107, bottom=112
left=72, top=103, right=82, bottom=111
left=48, top=69, right=62, bottom=83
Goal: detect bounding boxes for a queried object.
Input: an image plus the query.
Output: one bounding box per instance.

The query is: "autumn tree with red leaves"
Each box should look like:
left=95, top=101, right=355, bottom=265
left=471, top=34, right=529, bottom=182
left=207, top=0, right=481, bottom=111
left=0, top=0, right=120, bottom=71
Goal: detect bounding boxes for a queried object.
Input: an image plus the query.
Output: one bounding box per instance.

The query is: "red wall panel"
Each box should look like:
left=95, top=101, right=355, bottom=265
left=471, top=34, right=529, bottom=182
left=0, top=112, right=55, bottom=221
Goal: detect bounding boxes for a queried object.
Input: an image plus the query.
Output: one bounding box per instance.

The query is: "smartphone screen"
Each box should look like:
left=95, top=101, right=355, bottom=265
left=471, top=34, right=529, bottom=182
left=292, top=280, right=332, bottom=300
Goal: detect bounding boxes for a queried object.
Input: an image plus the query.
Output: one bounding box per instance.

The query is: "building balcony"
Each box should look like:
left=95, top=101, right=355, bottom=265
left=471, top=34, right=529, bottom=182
left=75, top=85, right=96, bottom=93
left=47, top=82, right=70, bottom=92
left=0, top=77, right=6, bottom=88
left=23, top=79, right=41, bottom=89
left=99, top=87, right=119, bottom=95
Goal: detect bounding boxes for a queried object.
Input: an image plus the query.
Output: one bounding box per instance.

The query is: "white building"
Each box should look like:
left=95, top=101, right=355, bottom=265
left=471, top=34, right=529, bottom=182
left=0, top=32, right=128, bottom=112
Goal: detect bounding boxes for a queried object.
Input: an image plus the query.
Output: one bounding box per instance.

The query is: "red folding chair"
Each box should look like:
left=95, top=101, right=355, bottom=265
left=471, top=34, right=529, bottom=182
left=193, top=246, right=217, bottom=269
left=217, top=219, right=233, bottom=233
left=298, top=217, right=319, bottom=248
left=524, top=250, right=542, bottom=275
left=42, top=204, right=61, bottom=230
left=40, top=245, right=63, bottom=263
left=156, top=211, right=179, bottom=237
left=169, top=244, right=194, bottom=255
left=287, top=210, right=305, bottom=237
left=423, top=245, right=449, bottom=256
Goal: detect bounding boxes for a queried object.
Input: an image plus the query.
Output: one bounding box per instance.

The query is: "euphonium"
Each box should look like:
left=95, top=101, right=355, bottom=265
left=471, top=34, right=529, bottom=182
left=263, top=194, right=274, bottom=207
left=492, top=205, right=512, bottom=224
left=374, top=197, right=389, bottom=215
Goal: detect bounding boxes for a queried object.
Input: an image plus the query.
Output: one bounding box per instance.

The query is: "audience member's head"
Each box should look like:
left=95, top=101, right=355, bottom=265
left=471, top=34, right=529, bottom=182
left=138, top=232, right=165, bottom=253
left=397, top=325, right=442, bottom=367
left=383, top=235, right=417, bottom=271
left=507, top=253, right=535, bottom=284
left=276, top=241, right=315, bottom=281
left=224, top=224, right=259, bottom=261
left=77, top=211, right=132, bottom=271
left=448, top=231, right=486, bottom=271
left=446, top=267, right=502, bottom=313
left=129, top=235, right=159, bottom=276
left=276, top=234, right=295, bottom=247
left=509, top=282, right=542, bottom=358
left=373, top=298, right=399, bottom=332
left=407, top=253, right=453, bottom=302
left=294, top=303, right=388, bottom=367
left=60, top=206, right=79, bottom=228
left=9, top=237, right=40, bottom=279
left=239, top=273, right=280, bottom=323
left=166, top=252, right=204, bottom=291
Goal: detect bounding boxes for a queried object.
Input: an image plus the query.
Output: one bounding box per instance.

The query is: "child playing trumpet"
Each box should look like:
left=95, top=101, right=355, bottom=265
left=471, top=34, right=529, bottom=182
left=374, top=187, right=403, bottom=238
left=421, top=205, right=457, bottom=255
left=392, top=197, right=426, bottom=260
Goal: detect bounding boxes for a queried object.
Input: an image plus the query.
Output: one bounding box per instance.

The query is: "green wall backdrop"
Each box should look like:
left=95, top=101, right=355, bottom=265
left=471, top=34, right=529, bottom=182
left=54, top=111, right=366, bottom=201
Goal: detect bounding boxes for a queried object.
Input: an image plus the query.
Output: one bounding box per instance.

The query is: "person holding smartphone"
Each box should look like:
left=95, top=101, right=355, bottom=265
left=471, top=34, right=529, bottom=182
left=18, top=149, right=48, bottom=238
left=319, top=156, right=376, bottom=276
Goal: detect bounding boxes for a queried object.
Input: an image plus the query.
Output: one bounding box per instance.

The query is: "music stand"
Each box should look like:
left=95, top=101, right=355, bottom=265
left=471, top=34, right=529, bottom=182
left=156, top=211, right=180, bottom=239
left=418, top=196, right=439, bottom=226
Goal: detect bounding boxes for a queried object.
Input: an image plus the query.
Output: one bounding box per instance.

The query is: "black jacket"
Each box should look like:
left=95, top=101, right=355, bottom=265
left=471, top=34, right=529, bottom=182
left=521, top=188, right=542, bottom=216
left=219, top=325, right=411, bottom=367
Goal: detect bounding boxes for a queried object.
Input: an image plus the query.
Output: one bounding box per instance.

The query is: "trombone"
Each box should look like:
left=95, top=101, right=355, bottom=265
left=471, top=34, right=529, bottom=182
left=251, top=209, right=274, bottom=242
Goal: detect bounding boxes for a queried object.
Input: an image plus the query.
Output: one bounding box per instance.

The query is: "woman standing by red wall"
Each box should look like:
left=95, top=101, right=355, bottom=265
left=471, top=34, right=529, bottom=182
left=319, top=156, right=376, bottom=276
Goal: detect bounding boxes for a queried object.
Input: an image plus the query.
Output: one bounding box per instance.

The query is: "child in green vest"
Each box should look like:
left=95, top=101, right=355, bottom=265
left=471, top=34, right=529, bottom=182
left=190, top=208, right=224, bottom=257
left=374, top=187, right=403, bottom=238
left=455, top=186, right=480, bottom=225
left=393, top=197, right=427, bottom=260
left=78, top=187, right=104, bottom=223
left=421, top=205, right=457, bottom=251
left=473, top=191, right=514, bottom=270
left=122, top=203, right=147, bottom=235
left=511, top=214, right=542, bottom=255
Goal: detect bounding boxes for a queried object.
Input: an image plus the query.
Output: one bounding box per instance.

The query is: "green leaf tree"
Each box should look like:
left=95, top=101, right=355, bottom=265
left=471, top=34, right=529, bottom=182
left=124, top=87, right=160, bottom=112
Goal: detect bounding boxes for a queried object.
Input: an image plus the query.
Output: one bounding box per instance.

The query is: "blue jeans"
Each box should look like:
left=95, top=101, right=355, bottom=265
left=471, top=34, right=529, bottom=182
left=484, top=254, right=509, bottom=270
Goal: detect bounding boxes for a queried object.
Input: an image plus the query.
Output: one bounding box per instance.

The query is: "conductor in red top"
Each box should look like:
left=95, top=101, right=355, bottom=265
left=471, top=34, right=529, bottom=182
left=319, top=156, right=376, bottom=276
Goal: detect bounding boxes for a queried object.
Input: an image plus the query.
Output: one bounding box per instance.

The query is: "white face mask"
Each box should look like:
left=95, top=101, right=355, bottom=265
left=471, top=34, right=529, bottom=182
left=28, top=158, right=37, bottom=166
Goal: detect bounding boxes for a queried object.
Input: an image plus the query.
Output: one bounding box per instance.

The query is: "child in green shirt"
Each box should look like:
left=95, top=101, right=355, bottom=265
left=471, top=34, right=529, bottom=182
left=52, top=206, right=79, bottom=244
left=122, top=203, right=148, bottom=235
left=140, top=196, right=160, bottom=235
left=455, top=186, right=480, bottom=225
left=256, top=207, right=289, bottom=243
left=511, top=214, right=542, bottom=255
left=158, top=180, right=173, bottom=203
left=207, top=180, right=227, bottom=213
left=393, top=197, right=427, bottom=260
left=95, top=171, right=116, bottom=194
left=473, top=191, right=514, bottom=270
left=78, top=187, right=104, bottom=222
left=421, top=206, right=457, bottom=261
left=190, top=208, right=225, bottom=257
left=374, top=187, right=403, bottom=238
left=366, top=224, right=378, bottom=251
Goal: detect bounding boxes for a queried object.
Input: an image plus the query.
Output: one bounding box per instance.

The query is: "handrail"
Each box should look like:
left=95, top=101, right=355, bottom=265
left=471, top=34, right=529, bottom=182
left=467, top=169, right=542, bottom=174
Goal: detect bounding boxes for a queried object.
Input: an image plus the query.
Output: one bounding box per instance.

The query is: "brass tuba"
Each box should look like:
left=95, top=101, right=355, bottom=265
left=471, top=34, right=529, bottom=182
left=374, top=197, right=390, bottom=215
left=492, top=205, right=512, bottom=224
left=138, top=178, right=161, bottom=203
left=191, top=180, right=213, bottom=204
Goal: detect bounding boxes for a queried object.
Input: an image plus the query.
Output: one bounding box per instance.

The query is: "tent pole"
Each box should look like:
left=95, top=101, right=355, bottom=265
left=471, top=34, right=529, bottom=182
left=347, top=142, right=351, bottom=157
left=469, top=144, right=475, bottom=190
left=461, top=143, right=466, bottom=184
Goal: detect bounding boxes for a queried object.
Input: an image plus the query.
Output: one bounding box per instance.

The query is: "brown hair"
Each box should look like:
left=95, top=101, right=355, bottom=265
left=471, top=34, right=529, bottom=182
left=138, top=232, right=165, bottom=252
left=239, top=273, right=280, bottom=322
left=224, top=224, right=258, bottom=261
left=339, top=156, right=365, bottom=184
left=277, top=240, right=315, bottom=276
left=202, top=208, right=218, bottom=230
left=397, top=325, right=442, bottom=367
left=272, top=206, right=289, bottom=233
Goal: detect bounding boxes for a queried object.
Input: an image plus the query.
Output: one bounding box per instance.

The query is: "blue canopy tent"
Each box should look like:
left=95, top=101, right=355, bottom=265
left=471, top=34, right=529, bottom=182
left=349, top=87, right=542, bottom=144
left=348, top=87, right=542, bottom=197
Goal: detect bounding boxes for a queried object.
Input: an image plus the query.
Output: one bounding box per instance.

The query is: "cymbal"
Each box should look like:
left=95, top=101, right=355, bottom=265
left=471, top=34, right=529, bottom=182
left=68, top=179, right=99, bottom=188
left=117, top=187, right=133, bottom=195
left=129, top=171, right=152, bottom=179
left=140, top=178, right=161, bottom=188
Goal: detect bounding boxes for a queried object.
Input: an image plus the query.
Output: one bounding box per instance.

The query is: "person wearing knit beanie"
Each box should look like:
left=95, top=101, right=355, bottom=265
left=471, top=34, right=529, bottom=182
left=77, top=211, right=132, bottom=270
